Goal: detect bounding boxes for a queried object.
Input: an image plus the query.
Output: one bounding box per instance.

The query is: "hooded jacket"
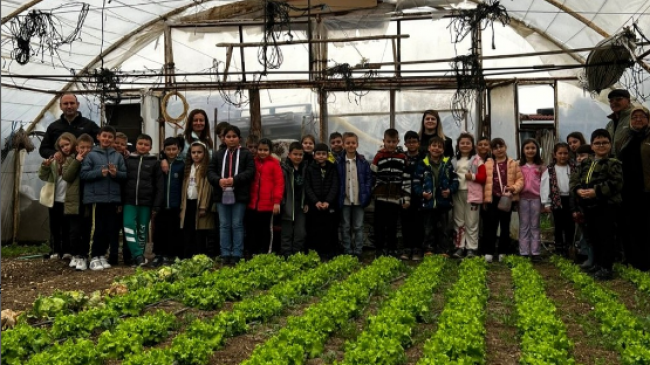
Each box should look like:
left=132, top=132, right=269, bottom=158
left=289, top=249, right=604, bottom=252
left=281, top=158, right=307, bottom=221
left=249, top=154, right=285, bottom=212
left=80, top=146, right=127, bottom=204
left=123, top=153, right=164, bottom=209
left=413, top=155, right=459, bottom=210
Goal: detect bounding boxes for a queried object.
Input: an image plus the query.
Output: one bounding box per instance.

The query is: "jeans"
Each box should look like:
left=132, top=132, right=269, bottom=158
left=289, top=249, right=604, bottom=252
left=518, top=198, right=541, bottom=256
left=217, top=202, right=246, bottom=258
left=340, top=205, right=365, bottom=255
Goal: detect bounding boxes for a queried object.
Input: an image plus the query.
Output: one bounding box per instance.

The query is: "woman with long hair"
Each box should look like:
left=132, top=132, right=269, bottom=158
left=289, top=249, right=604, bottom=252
left=418, top=109, right=453, bottom=157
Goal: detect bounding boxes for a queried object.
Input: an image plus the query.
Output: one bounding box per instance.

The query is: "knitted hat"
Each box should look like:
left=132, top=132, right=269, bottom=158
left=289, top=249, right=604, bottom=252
left=631, top=105, right=650, bottom=118
left=313, top=143, right=329, bottom=153
left=575, top=144, right=592, bottom=154
left=607, top=89, right=630, bottom=99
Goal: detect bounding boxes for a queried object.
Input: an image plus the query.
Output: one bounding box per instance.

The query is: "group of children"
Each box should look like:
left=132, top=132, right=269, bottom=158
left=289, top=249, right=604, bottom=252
left=40, top=117, right=623, bottom=280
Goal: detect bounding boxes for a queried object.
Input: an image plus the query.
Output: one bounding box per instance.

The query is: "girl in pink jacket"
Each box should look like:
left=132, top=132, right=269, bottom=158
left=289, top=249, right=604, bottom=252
left=452, top=133, right=487, bottom=258
left=518, top=139, right=547, bottom=261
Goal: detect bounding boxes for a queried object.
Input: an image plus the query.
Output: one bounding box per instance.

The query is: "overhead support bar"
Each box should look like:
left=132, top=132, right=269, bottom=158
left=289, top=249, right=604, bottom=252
left=216, top=34, right=409, bottom=47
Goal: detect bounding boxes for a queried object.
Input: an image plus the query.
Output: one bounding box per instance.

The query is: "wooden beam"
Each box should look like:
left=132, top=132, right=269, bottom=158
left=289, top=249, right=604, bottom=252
left=217, top=34, right=409, bottom=47
left=1, top=0, right=44, bottom=25
left=223, top=46, right=234, bottom=82
left=249, top=89, right=262, bottom=138
left=543, top=0, right=609, bottom=38
left=179, top=0, right=263, bottom=23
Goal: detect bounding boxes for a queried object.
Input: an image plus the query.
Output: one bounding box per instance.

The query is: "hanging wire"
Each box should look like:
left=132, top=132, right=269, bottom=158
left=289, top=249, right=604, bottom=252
left=449, top=54, right=485, bottom=122
left=324, top=62, right=378, bottom=104
left=447, top=0, right=510, bottom=50
left=7, top=3, right=89, bottom=66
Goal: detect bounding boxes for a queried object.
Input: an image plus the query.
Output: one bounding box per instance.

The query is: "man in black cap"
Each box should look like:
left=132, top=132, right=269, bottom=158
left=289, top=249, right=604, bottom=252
left=605, top=89, right=632, bottom=158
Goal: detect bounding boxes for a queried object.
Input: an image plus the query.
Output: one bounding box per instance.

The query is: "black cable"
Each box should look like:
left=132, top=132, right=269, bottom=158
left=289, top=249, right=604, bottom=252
left=447, top=0, right=510, bottom=50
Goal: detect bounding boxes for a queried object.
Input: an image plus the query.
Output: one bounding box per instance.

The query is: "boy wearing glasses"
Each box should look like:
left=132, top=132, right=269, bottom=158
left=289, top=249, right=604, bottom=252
left=570, top=129, right=623, bottom=281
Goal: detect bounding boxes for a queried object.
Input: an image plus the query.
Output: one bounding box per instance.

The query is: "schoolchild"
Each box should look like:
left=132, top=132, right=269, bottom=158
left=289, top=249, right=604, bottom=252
left=371, top=128, right=410, bottom=257
left=336, top=132, right=372, bottom=258
left=329, top=131, right=344, bottom=162
left=281, top=142, right=308, bottom=257
left=452, top=133, right=486, bottom=259
left=38, top=132, right=84, bottom=266
left=400, top=131, right=425, bottom=260
left=151, top=137, right=185, bottom=266
left=571, top=144, right=594, bottom=268
left=246, top=134, right=260, bottom=157
left=476, top=136, right=492, bottom=248
left=123, top=134, right=164, bottom=266
left=181, top=141, right=215, bottom=259
left=570, top=129, right=623, bottom=281
left=80, top=125, right=127, bottom=271
left=566, top=131, right=586, bottom=162
left=75, top=133, right=94, bottom=270
left=109, top=131, right=131, bottom=266
left=247, top=138, right=284, bottom=255
left=518, top=139, right=546, bottom=261
left=207, top=126, right=255, bottom=265
left=482, top=138, right=523, bottom=263
left=301, top=134, right=316, bottom=165
left=413, top=136, right=459, bottom=256
left=304, top=143, right=339, bottom=259
left=541, top=142, right=576, bottom=257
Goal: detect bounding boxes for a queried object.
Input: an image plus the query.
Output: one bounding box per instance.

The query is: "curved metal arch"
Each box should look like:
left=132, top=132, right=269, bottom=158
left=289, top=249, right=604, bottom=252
left=1, top=0, right=46, bottom=25
left=25, top=0, right=214, bottom=132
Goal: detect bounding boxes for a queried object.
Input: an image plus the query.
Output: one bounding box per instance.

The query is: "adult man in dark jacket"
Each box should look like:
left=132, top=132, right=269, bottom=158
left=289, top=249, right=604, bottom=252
left=40, top=93, right=100, bottom=161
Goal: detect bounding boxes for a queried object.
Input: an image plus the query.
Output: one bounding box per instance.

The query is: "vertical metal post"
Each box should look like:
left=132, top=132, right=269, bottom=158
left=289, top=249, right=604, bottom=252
left=553, top=80, right=559, bottom=141
left=396, top=20, right=402, bottom=78
left=307, top=0, right=313, bottom=81
left=390, top=90, right=396, bottom=129
left=472, top=25, right=486, bottom=137
left=162, top=23, right=174, bottom=149
left=239, top=25, right=246, bottom=82
left=12, top=149, right=21, bottom=243
left=513, top=82, right=521, bottom=160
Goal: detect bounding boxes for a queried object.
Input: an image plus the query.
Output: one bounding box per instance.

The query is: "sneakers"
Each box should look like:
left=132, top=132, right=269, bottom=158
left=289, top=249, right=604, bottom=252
left=453, top=248, right=465, bottom=259
left=134, top=255, right=148, bottom=267
left=69, top=256, right=78, bottom=268
left=76, top=257, right=88, bottom=271
left=411, top=249, right=422, bottom=261
left=89, top=257, right=104, bottom=271
left=61, top=253, right=73, bottom=260
left=498, top=254, right=506, bottom=262
left=485, top=254, right=493, bottom=263
left=466, top=249, right=476, bottom=258
left=50, top=253, right=60, bottom=260
left=579, top=260, right=593, bottom=269
left=99, top=256, right=112, bottom=269
left=399, top=252, right=410, bottom=260
left=150, top=256, right=164, bottom=268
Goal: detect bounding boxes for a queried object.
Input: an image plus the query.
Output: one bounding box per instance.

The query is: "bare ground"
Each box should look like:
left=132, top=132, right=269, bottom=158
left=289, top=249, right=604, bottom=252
left=485, top=262, right=520, bottom=365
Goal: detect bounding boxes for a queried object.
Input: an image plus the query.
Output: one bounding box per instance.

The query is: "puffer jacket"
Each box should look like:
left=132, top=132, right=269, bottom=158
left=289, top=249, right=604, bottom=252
left=38, top=156, right=82, bottom=214
left=304, top=160, right=339, bottom=208
left=207, top=147, right=255, bottom=204
left=466, top=155, right=487, bottom=203
left=336, top=152, right=373, bottom=208
left=483, top=158, right=524, bottom=203
left=80, top=146, right=126, bottom=204
left=123, top=153, right=164, bottom=209
left=281, top=158, right=307, bottom=221
left=413, top=155, right=459, bottom=210
left=569, top=157, right=623, bottom=211
left=163, top=158, right=185, bottom=209
left=249, top=155, right=285, bottom=212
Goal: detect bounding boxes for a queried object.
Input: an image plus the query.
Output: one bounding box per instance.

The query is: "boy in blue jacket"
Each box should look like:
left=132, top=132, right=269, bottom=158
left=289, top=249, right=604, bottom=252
left=152, top=137, right=185, bottom=266
left=413, top=136, right=459, bottom=255
left=80, top=125, right=127, bottom=271
left=337, top=132, right=372, bottom=258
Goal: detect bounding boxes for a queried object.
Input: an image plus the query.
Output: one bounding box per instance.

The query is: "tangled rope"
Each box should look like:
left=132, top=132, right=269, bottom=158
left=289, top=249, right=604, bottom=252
left=449, top=54, right=485, bottom=121
left=73, top=67, right=123, bottom=104
left=210, top=59, right=252, bottom=108
left=7, top=3, right=89, bottom=65
left=161, top=91, right=189, bottom=124
left=447, top=0, right=510, bottom=50
left=324, top=63, right=378, bottom=104
left=258, top=0, right=324, bottom=73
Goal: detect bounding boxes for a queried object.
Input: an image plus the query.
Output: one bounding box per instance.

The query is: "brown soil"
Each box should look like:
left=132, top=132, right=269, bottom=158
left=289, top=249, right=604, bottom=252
left=535, top=263, right=621, bottom=365
left=1, top=257, right=139, bottom=312
left=485, top=262, right=520, bottom=365
left=405, top=259, right=459, bottom=365
left=600, top=274, right=650, bottom=326
left=209, top=297, right=319, bottom=365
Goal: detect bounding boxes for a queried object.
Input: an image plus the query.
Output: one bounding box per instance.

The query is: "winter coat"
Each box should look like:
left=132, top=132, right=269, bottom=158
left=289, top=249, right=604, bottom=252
left=483, top=158, right=524, bottom=203
left=123, top=153, right=164, bottom=209
left=336, top=152, right=373, bottom=208
left=606, top=106, right=632, bottom=158
left=464, top=155, right=487, bottom=204
left=413, top=155, right=459, bottom=211
left=419, top=134, right=454, bottom=158
left=180, top=166, right=214, bottom=230
left=519, top=163, right=547, bottom=200
left=620, top=126, right=650, bottom=194
left=249, top=155, right=285, bottom=212
left=207, top=147, right=255, bottom=204
left=80, top=146, right=127, bottom=204
left=370, top=149, right=411, bottom=205
left=304, top=160, right=339, bottom=208
left=39, top=113, right=100, bottom=159
left=404, top=152, right=424, bottom=208
left=163, top=158, right=185, bottom=209
left=38, top=156, right=82, bottom=214
left=281, top=158, right=307, bottom=221
left=569, top=157, right=623, bottom=211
